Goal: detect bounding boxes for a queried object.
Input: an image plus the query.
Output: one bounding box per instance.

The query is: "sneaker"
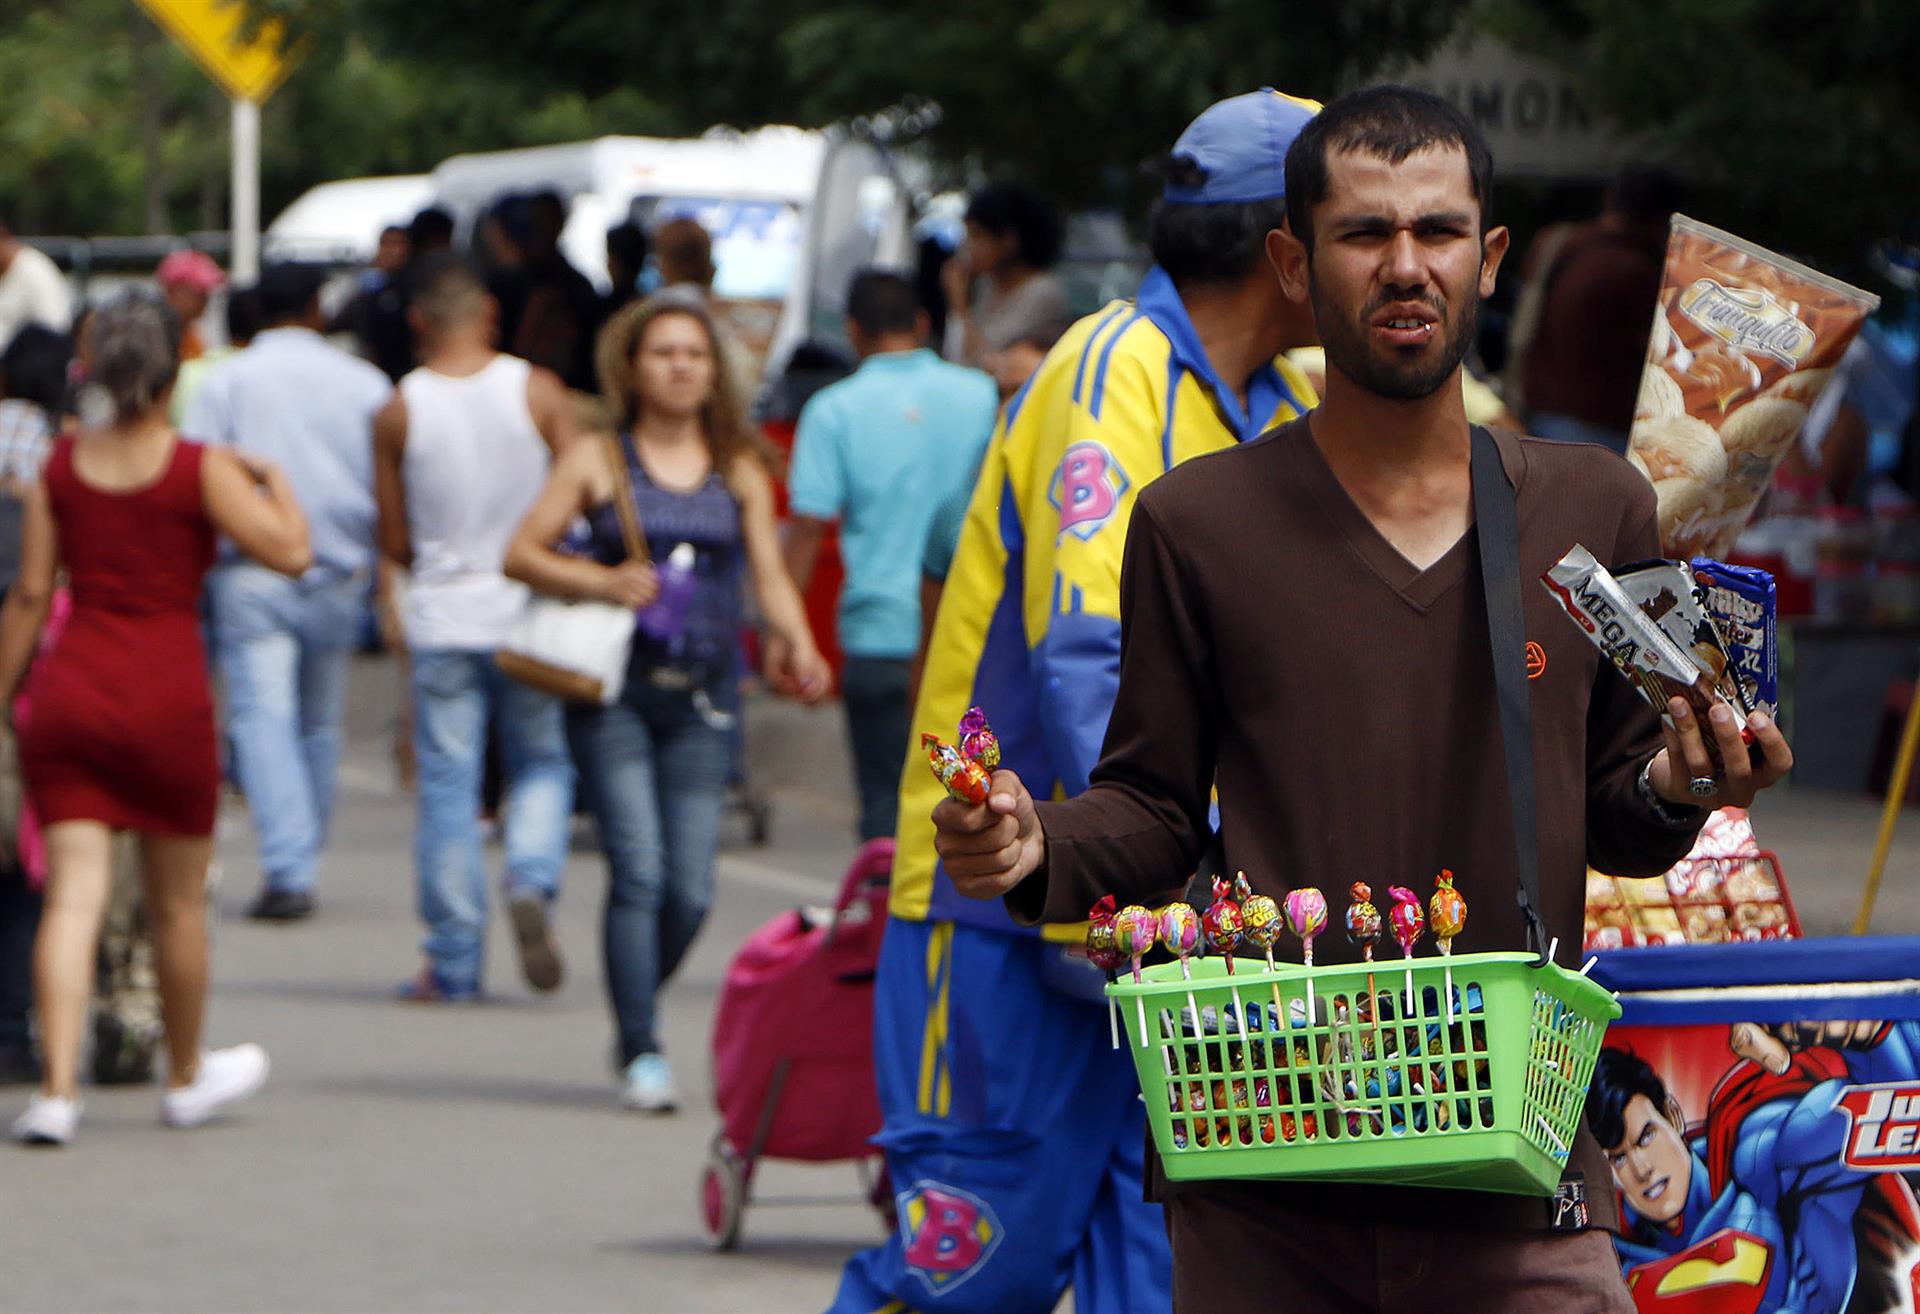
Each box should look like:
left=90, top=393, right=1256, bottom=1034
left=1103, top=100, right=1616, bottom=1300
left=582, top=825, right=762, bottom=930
left=11, top=1093, right=79, bottom=1146
left=394, top=966, right=481, bottom=1004
left=620, top=1053, right=677, bottom=1113
left=508, top=892, right=563, bottom=993
left=160, top=1044, right=269, bottom=1129
left=246, top=889, right=315, bottom=922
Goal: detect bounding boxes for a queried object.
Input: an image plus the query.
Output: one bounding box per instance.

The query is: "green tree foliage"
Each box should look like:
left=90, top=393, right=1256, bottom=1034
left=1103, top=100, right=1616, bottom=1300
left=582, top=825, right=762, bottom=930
left=1481, top=0, right=1920, bottom=274
left=0, top=0, right=674, bottom=236
left=261, top=0, right=1473, bottom=206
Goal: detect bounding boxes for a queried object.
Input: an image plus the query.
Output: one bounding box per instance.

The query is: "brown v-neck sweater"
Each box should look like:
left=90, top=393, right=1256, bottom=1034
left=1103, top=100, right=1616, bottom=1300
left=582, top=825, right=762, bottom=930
left=1007, top=417, right=1706, bottom=1234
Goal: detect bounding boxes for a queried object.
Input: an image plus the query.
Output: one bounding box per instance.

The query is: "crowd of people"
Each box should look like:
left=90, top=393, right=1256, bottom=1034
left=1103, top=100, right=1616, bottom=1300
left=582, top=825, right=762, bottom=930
left=0, top=177, right=1071, bottom=1139
left=0, top=81, right=1823, bottom=1312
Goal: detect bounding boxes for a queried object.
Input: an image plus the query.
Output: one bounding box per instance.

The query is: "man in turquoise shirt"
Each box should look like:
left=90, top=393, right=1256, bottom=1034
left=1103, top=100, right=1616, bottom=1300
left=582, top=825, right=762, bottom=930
left=785, top=269, right=1000, bottom=841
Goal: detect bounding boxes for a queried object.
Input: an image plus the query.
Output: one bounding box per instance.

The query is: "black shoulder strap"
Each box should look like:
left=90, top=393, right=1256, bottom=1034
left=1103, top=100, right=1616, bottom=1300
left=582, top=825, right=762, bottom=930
left=1471, top=425, right=1551, bottom=965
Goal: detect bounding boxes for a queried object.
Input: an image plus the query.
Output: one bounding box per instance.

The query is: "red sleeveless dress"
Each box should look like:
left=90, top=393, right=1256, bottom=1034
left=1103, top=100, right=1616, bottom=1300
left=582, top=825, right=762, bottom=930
left=20, top=437, right=221, bottom=835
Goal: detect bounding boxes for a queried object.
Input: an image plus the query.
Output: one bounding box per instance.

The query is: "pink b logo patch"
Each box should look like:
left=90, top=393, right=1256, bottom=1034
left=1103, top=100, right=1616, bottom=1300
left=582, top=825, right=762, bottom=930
left=898, top=1181, right=1003, bottom=1294
left=1050, top=441, right=1130, bottom=541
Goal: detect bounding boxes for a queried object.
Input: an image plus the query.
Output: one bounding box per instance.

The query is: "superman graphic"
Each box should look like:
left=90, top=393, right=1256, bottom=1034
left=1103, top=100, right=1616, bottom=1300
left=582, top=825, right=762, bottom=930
left=1586, top=1022, right=1920, bottom=1314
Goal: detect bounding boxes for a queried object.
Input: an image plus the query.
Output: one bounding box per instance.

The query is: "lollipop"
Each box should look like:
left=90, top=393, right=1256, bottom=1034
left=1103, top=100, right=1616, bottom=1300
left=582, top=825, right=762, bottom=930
left=1429, top=869, right=1468, bottom=1021
left=1231, top=872, right=1284, bottom=1032
left=957, top=707, right=1001, bottom=768
left=1201, top=877, right=1243, bottom=974
left=1345, top=882, right=1382, bottom=958
left=1283, top=887, right=1329, bottom=1024
left=1159, top=903, right=1204, bottom=1048
left=1086, top=896, right=1125, bottom=1047
left=922, top=733, right=990, bottom=806
left=1388, top=885, right=1426, bottom=1011
left=1346, top=882, right=1385, bottom=1047
left=1201, top=877, right=1250, bottom=1043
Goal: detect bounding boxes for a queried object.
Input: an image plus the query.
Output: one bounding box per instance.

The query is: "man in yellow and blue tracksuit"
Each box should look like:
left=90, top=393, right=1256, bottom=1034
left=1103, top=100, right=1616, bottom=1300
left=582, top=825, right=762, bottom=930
left=829, top=89, right=1323, bottom=1314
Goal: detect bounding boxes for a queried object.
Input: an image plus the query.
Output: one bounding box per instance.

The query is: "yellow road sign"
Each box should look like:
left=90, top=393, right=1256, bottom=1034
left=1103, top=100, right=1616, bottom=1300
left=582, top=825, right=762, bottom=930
left=133, top=0, right=307, bottom=104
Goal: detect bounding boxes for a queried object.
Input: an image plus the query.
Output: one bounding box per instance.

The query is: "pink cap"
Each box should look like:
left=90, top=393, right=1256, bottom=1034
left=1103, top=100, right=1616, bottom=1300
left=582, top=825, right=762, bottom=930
left=155, top=250, right=226, bottom=294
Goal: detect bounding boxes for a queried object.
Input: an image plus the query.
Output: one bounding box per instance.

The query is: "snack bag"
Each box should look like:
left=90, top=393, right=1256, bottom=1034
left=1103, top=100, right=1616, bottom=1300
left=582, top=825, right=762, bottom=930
left=1613, top=559, right=1748, bottom=713
left=1692, top=560, right=1777, bottom=717
left=1630, top=216, right=1878, bottom=557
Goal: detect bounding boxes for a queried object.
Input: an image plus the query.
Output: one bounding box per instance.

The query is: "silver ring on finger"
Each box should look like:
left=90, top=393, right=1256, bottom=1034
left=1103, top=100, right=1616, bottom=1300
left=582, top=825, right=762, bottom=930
left=1688, top=775, right=1718, bottom=799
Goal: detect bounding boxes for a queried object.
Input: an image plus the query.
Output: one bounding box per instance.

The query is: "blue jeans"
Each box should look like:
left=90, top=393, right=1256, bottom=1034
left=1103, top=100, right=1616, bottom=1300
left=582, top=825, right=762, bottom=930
left=566, top=672, right=733, bottom=1063
left=842, top=655, right=912, bottom=843
left=210, top=562, right=367, bottom=894
left=411, top=650, right=575, bottom=991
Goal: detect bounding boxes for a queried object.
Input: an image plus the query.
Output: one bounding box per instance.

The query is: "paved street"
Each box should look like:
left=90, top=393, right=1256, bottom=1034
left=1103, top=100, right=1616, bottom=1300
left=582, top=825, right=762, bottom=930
left=1, top=653, right=1916, bottom=1312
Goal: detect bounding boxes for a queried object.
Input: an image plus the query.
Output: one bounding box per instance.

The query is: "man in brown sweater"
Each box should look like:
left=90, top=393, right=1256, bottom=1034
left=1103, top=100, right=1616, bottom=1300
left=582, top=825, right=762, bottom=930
left=931, top=87, right=1794, bottom=1312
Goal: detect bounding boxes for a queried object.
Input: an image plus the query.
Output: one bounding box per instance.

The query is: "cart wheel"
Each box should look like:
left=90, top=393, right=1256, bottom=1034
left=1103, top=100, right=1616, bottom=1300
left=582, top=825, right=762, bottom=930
left=701, top=1138, right=747, bottom=1251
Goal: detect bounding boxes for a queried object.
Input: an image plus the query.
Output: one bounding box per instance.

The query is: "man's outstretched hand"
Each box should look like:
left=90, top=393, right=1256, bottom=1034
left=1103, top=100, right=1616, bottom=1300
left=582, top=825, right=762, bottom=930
left=933, top=769, right=1046, bottom=900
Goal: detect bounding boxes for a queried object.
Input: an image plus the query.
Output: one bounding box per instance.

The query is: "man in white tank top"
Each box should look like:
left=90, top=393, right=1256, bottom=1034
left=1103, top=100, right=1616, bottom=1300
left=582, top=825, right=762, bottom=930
left=372, top=257, right=582, bottom=1001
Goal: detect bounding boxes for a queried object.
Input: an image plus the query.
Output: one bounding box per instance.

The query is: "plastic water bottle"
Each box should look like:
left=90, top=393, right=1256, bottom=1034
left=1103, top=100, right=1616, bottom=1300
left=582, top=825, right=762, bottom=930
left=635, top=542, right=697, bottom=643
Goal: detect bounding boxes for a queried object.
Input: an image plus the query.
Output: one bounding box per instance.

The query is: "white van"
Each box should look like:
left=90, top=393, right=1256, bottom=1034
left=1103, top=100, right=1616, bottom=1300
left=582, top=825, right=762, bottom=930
left=428, top=127, right=914, bottom=387
left=262, top=174, right=434, bottom=266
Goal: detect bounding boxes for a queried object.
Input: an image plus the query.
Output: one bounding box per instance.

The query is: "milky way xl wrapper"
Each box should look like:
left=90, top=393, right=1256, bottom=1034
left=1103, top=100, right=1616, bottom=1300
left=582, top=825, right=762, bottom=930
left=1691, top=558, right=1777, bottom=718
left=1542, top=545, right=1753, bottom=766
left=1630, top=216, right=1878, bottom=559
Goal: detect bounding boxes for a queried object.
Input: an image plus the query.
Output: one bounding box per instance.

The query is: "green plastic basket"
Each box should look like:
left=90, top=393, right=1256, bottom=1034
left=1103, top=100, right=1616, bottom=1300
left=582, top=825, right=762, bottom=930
left=1106, top=951, right=1620, bottom=1196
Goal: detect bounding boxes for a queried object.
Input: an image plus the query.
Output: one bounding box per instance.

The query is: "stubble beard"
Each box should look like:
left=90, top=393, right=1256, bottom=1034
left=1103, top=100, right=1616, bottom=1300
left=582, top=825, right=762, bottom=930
left=1310, top=269, right=1481, bottom=403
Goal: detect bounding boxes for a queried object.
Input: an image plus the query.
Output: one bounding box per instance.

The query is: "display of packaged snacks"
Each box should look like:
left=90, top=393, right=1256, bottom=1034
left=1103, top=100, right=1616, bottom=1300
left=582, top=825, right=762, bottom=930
left=1586, top=871, right=1624, bottom=909
left=1692, top=561, right=1778, bottom=717
left=1582, top=811, right=1800, bottom=950
left=1665, top=859, right=1728, bottom=905
left=1681, top=904, right=1733, bottom=944
left=1634, top=905, right=1686, bottom=947
left=1630, top=216, right=1879, bottom=558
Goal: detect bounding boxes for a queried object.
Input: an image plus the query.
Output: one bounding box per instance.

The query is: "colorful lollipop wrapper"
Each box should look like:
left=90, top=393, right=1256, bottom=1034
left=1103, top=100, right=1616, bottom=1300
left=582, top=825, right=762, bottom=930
left=1087, top=896, right=1124, bottom=1047
left=1388, top=885, right=1426, bottom=1011
left=957, top=706, right=1001, bottom=768
left=922, top=733, right=990, bottom=806
left=1283, top=887, right=1328, bottom=960
left=1345, top=881, right=1382, bottom=959
left=1429, top=869, right=1468, bottom=1022
left=1112, top=902, right=1158, bottom=1045
left=1159, top=902, right=1201, bottom=960
left=1429, top=869, right=1467, bottom=947
left=1201, top=898, right=1242, bottom=962
left=1241, top=892, right=1281, bottom=966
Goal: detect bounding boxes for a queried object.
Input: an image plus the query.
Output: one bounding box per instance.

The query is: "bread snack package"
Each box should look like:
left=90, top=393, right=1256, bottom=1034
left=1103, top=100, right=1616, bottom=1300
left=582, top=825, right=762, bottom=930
left=1691, top=559, right=1777, bottom=717
left=1542, top=544, right=1759, bottom=767
left=1630, top=215, right=1879, bottom=557
left=1612, top=558, right=1749, bottom=715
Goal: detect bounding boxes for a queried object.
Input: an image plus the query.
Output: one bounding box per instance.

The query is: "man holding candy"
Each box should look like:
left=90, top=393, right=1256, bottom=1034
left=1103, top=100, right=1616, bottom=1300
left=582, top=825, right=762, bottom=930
left=929, top=86, right=1794, bottom=1310
left=826, top=91, right=1323, bottom=1314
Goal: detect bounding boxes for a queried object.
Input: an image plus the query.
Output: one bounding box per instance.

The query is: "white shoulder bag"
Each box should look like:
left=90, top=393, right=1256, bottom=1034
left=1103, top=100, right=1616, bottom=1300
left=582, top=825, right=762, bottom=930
left=496, top=435, right=649, bottom=705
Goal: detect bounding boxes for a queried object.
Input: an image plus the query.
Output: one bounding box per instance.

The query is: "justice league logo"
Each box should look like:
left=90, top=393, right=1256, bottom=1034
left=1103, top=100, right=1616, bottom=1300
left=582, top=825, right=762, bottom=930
left=1836, top=1082, right=1920, bottom=1169
left=897, top=1180, right=1003, bottom=1295
left=1050, top=441, right=1130, bottom=541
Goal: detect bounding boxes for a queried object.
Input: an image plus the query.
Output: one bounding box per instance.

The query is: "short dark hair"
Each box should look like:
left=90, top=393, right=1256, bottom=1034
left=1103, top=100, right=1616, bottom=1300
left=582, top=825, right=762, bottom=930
left=1585, top=1048, right=1673, bottom=1149
left=410, top=254, right=488, bottom=328
left=409, top=206, right=455, bottom=250
left=964, top=185, right=1065, bottom=270
left=1147, top=189, right=1291, bottom=290
left=845, top=269, right=920, bottom=337
left=225, top=283, right=265, bottom=347
left=1284, top=84, right=1494, bottom=250
left=255, top=264, right=323, bottom=325
left=0, top=324, right=72, bottom=415
left=607, top=221, right=649, bottom=273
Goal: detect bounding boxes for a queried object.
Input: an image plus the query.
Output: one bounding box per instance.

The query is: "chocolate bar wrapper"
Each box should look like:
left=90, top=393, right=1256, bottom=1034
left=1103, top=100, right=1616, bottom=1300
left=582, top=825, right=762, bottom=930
left=1542, top=544, right=1722, bottom=732
left=1614, top=558, right=1749, bottom=714
left=1692, top=558, right=1777, bottom=717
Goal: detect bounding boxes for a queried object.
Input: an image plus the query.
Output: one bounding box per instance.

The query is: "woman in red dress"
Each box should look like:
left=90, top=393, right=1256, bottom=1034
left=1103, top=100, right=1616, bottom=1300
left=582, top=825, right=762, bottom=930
left=0, top=292, right=311, bottom=1146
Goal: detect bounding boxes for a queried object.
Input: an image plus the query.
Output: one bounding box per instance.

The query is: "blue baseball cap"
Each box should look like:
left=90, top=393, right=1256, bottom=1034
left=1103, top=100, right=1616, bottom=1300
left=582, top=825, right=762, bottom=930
left=1163, top=88, right=1322, bottom=205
